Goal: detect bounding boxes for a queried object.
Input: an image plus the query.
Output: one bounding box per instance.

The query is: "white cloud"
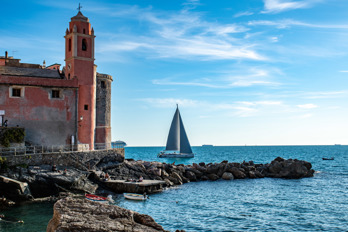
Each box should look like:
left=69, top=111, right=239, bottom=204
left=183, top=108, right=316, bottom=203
left=152, top=67, right=282, bottom=88
left=298, top=113, right=313, bottom=118
left=93, top=3, right=265, bottom=61
left=297, top=103, right=318, bottom=109
left=248, top=19, right=348, bottom=29
left=303, top=91, right=347, bottom=99
left=262, top=0, right=320, bottom=14
left=234, top=11, right=254, bottom=18
left=140, top=98, right=200, bottom=108
left=339, top=70, right=348, bottom=73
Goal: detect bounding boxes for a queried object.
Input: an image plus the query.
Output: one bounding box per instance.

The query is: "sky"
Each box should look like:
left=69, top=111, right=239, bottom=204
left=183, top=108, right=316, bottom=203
left=1, top=0, right=348, bottom=146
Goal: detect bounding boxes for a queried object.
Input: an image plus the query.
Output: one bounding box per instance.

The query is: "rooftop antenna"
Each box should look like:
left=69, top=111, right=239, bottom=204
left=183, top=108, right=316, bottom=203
left=12, top=50, right=18, bottom=57
left=77, top=3, right=82, bottom=12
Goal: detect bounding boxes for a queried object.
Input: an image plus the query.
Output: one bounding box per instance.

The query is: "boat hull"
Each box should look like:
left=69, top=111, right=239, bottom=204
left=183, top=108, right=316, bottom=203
left=85, top=194, right=108, bottom=204
left=124, top=193, right=147, bottom=201
left=158, top=153, right=194, bottom=158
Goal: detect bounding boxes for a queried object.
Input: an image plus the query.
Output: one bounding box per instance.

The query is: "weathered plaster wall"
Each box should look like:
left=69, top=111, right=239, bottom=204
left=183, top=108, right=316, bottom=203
left=95, top=74, right=112, bottom=145
left=0, top=85, right=78, bottom=146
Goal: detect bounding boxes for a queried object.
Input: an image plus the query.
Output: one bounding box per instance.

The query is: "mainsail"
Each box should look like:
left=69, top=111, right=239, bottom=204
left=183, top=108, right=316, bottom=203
left=165, top=106, right=193, bottom=154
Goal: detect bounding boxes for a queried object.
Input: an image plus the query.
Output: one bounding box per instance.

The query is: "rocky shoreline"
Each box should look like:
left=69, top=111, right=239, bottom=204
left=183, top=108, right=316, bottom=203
left=0, top=154, right=315, bottom=231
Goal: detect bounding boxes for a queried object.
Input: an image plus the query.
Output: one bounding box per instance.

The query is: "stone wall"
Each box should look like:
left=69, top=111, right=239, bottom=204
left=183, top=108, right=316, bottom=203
left=2, top=148, right=124, bottom=170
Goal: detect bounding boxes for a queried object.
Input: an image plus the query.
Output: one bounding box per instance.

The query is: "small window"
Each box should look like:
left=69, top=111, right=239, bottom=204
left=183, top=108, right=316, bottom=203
left=69, top=38, right=72, bottom=51
left=68, top=73, right=71, bottom=79
left=82, top=39, right=87, bottom=51
left=101, top=81, right=105, bottom=88
left=84, top=105, right=88, bottom=110
left=83, top=29, right=86, bottom=34
left=12, top=88, right=21, bottom=97
left=51, top=90, right=60, bottom=98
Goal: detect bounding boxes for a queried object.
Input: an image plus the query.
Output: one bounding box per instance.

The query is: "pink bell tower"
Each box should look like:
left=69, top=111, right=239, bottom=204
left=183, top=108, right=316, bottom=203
left=64, top=6, right=96, bottom=150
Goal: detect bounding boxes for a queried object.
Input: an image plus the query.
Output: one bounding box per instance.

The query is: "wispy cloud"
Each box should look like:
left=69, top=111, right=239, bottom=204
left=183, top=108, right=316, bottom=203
left=339, top=70, right=348, bottom=73
left=152, top=67, right=282, bottom=88
left=262, top=0, right=321, bottom=14
left=139, top=98, right=286, bottom=117
left=248, top=19, right=348, bottom=29
left=140, top=98, right=200, bottom=108
left=93, top=3, right=265, bottom=61
left=303, top=91, right=347, bottom=99
left=297, top=103, right=318, bottom=109
left=234, top=11, right=254, bottom=18
left=297, top=113, right=313, bottom=118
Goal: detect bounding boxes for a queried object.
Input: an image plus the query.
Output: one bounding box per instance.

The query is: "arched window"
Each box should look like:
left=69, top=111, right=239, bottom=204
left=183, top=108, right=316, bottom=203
left=69, top=38, right=71, bottom=51
left=82, top=39, right=87, bottom=51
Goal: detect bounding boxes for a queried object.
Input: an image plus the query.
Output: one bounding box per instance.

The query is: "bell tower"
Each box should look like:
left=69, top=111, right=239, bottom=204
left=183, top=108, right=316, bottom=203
left=65, top=8, right=96, bottom=150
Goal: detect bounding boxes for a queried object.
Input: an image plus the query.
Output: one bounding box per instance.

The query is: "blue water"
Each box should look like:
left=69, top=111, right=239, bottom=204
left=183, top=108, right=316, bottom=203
left=1, top=146, right=347, bottom=231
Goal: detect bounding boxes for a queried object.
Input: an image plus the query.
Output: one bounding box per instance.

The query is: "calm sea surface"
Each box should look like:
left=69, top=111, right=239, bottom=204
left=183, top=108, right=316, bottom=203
left=1, top=146, right=347, bottom=231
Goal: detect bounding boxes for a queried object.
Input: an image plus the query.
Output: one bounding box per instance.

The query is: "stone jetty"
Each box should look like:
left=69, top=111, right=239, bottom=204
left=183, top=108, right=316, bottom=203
left=0, top=155, right=315, bottom=201
left=105, top=179, right=166, bottom=194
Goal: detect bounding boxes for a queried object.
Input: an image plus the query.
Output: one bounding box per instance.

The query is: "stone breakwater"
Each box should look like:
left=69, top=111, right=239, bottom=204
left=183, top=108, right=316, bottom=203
left=101, top=157, right=314, bottom=189
left=0, top=155, right=314, bottom=202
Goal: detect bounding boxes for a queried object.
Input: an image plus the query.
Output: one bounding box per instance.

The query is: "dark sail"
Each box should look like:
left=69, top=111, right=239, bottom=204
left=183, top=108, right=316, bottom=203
left=165, top=108, right=180, bottom=151
left=165, top=106, right=193, bottom=154
left=178, top=113, right=193, bottom=154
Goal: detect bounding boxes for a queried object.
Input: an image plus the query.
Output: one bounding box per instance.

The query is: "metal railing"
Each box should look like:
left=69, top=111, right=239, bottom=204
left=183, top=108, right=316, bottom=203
left=0, top=143, right=117, bottom=156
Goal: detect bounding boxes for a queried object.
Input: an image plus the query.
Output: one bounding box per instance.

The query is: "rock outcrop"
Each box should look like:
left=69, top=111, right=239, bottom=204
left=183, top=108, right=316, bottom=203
left=3, top=165, right=97, bottom=200
left=46, top=197, right=169, bottom=232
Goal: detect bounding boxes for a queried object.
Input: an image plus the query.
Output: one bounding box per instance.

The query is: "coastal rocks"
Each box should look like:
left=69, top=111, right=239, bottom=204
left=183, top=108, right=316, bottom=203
left=18, top=165, right=97, bottom=198
left=264, top=157, right=314, bottom=179
left=229, top=167, right=247, bottom=179
left=0, top=175, right=33, bottom=202
left=221, top=172, right=234, bottom=180
left=47, top=197, right=169, bottom=232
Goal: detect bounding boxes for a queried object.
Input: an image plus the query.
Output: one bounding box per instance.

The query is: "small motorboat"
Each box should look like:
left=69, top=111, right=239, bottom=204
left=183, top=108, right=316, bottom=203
left=322, top=157, right=334, bottom=160
left=123, top=193, right=147, bottom=201
left=85, top=194, right=113, bottom=203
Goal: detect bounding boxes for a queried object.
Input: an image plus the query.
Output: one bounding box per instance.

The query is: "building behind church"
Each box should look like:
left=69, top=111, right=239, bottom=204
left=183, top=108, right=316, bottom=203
left=0, top=10, right=112, bottom=151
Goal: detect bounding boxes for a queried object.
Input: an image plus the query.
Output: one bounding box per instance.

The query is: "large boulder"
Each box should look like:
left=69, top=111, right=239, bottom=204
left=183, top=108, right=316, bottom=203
left=230, top=167, right=246, bottom=179
left=47, top=197, right=169, bottom=232
left=221, top=172, right=234, bottom=180
left=265, top=157, right=315, bottom=179
left=184, top=171, right=197, bottom=182
left=207, top=173, right=219, bottom=181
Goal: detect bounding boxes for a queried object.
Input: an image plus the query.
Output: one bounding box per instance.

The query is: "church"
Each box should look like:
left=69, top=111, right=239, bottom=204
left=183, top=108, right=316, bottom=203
left=0, top=10, right=113, bottom=150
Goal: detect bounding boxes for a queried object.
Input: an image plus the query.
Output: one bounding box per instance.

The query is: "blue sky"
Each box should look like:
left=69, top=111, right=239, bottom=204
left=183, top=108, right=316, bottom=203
left=1, top=0, right=348, bottom=146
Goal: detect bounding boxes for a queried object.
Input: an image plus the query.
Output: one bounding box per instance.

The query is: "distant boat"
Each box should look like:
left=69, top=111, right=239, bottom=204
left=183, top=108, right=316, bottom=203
left=202, top=144, right=213, bottom=147
left=124, top=193, right=147, bottom=201
left=322, top=157, right=334, bottom=160
left=112, top=140, right=127, bottom=148
left=158, top=105, right=194, bottom=158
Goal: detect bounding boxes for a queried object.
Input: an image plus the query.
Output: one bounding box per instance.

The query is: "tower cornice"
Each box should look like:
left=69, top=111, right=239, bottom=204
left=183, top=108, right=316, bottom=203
left=65, top=56, right=95, bottom=62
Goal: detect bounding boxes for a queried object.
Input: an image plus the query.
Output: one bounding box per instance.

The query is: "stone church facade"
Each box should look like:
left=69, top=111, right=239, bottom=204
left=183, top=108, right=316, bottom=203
left=0, top=11, right=112, bottom=150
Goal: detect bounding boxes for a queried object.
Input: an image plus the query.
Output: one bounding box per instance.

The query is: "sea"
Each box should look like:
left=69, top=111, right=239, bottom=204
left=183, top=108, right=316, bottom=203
left=1, top=145, right=347, bottom=232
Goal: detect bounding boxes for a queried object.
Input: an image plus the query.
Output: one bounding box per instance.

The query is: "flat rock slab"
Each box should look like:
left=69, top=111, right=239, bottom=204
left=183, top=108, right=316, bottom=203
left=46, top=197, right=168, bottom=232
left=105, top=180, right=166, bottom=194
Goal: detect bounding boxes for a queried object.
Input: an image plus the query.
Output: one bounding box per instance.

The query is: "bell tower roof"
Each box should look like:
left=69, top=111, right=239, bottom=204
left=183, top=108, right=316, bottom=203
left=71, top=11, right=89, bottom=22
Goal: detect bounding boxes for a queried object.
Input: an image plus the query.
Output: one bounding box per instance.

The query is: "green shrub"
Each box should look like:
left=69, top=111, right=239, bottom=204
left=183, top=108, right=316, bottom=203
left=0, top=128, right=25, bottom=147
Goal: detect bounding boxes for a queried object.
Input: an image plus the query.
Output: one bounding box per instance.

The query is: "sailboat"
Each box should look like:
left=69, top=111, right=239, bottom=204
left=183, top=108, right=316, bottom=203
left=158, top=105, right=194, bottom=158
